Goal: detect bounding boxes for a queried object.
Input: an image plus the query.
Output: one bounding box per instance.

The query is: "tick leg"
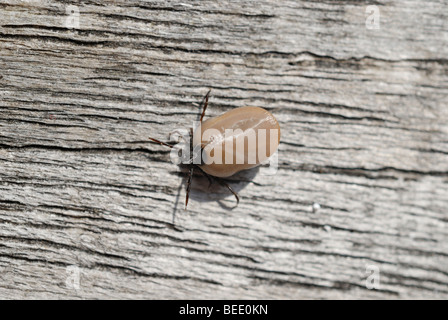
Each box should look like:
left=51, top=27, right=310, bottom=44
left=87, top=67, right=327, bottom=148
left=195, top=165, right=213, bottom=189
left=185, top=167, right=194, bottom=210
left=149, top=137, right=175, bottom=149
left=195, top=165, right=239, bottom=205
left=199, top=89, right=211, bottom=123
left=216, top=178, right=240, bottom=206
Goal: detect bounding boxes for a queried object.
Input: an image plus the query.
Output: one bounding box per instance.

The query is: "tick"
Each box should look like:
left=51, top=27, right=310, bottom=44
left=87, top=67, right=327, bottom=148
left=149, top=90, right=281, bottom=210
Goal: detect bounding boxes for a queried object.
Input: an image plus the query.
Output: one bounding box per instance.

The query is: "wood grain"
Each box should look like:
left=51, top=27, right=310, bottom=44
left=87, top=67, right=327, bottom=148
left=0, top=0, right=447, bottom=299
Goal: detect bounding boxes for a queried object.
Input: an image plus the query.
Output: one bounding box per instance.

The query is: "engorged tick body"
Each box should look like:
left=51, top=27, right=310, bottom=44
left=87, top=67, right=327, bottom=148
left=195, top=106, right=281, bottom=178
left=149, top=90, right=281, bottom=210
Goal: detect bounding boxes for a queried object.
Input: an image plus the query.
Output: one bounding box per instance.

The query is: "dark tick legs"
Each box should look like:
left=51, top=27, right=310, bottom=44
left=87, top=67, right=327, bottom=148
left=149, top=89, right=239, bottom=212
left=195, top=165, right=240, bottom=206
left=148, top=137, right=175, bottom=149
left=199, top=89, right=211, bottom=123
left=185, top=165, right=239, bottom=211
left=216, top=178, right=240, bottom=206
left=195, top=165, right=213, bottom=189
left=185, top=167, right=194, bottom=209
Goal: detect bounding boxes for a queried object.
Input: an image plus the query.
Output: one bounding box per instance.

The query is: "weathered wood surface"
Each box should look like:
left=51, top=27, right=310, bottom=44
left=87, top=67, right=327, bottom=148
left=0, top=0, right=447, bottom=299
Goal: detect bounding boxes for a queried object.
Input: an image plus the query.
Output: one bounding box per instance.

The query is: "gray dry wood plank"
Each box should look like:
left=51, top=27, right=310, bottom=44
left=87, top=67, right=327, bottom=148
left=0, top=0, right=447, bottom=299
